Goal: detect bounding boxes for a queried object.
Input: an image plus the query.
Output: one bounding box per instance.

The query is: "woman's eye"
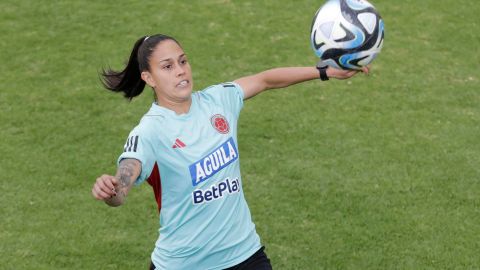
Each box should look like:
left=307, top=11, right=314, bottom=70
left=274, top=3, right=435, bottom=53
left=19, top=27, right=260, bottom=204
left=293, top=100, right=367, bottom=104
left=163, top=65, right=172, bottom=69
left=181, top=59, right=187, bottom=64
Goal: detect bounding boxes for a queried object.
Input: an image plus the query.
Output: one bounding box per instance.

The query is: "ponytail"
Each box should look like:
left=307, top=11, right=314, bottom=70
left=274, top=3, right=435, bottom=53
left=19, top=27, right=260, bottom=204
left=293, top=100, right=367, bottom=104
left=101, top=34, right=179, bottom=100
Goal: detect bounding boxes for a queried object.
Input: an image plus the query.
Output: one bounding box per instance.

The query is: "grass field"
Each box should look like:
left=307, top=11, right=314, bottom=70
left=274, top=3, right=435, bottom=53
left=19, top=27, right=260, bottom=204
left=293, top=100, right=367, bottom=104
left=1, top=0, right=479, bottom=269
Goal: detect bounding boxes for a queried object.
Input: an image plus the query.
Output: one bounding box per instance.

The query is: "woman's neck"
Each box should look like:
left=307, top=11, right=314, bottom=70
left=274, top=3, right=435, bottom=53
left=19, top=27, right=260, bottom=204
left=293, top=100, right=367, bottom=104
left=156, top=96, right=192, bottom=115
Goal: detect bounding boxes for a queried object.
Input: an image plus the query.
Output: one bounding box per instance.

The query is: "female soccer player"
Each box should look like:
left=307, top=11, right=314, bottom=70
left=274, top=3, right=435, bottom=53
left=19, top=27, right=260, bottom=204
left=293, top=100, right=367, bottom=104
left=91, top=34, right=368, bottom=270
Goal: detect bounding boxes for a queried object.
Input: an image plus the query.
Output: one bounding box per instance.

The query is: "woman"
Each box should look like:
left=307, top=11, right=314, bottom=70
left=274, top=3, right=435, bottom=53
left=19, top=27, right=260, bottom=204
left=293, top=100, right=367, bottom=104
left=91, top=34, right=368, bottom=270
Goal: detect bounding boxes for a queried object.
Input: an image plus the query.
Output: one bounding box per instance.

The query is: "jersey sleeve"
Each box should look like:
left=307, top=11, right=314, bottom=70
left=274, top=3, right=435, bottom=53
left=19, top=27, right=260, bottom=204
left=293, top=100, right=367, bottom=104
left=117, top=125, right=156, bottom=185
left=204, top=82, right=245, bottom=117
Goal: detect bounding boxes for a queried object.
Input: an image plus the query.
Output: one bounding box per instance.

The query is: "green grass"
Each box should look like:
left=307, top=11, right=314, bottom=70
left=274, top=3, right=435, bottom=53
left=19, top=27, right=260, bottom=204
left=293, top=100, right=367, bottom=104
left=1, top=0, right=479, bottom=269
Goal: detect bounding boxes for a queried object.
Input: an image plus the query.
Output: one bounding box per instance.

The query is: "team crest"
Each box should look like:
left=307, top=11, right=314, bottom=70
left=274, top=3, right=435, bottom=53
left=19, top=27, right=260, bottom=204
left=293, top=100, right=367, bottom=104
left=211, top=114, right=229, bottom=134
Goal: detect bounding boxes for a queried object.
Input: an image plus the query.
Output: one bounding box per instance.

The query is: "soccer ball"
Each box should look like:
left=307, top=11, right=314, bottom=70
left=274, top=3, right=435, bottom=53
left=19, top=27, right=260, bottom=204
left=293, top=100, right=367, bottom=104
left=310, top=0, right=384, bottom=70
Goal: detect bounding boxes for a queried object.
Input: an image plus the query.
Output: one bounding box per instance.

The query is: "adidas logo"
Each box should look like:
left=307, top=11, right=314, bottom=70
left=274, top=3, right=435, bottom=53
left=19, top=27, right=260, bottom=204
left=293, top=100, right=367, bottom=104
left=172, top=138, right=186, bottom=149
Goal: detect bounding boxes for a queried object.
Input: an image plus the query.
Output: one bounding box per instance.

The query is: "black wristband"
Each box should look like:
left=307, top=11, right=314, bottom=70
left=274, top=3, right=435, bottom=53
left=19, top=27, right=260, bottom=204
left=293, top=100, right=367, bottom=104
left=316, top=65, right=329, bottom=81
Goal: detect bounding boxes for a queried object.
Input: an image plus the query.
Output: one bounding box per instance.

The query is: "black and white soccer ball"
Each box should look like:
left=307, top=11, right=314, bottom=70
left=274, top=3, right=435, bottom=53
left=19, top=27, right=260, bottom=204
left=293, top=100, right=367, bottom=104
left=310, top=0, right=384, bottom=70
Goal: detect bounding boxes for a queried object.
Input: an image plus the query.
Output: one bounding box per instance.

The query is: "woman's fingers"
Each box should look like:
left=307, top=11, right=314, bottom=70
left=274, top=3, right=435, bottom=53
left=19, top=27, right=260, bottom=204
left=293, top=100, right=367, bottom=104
left=92, top=175, right=117, bottom=200
left=92, top=185, right=112, bottom=200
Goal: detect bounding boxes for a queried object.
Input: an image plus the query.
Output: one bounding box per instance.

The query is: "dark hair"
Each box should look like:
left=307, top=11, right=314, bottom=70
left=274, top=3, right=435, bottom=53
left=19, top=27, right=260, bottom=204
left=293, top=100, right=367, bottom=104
left=101, top=34, right=179, bottom=100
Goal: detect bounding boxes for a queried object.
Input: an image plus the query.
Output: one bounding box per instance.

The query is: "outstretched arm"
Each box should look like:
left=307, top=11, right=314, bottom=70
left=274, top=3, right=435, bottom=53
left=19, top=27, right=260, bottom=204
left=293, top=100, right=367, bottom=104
left=92, top=158, right=141, bottom=207
left=234, top=66, right=368, bottom=100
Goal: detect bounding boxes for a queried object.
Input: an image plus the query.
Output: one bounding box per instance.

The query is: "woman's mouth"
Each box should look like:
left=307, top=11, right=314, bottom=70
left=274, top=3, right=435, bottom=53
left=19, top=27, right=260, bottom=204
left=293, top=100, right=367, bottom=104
left=177, top=80, right=189, bottom=87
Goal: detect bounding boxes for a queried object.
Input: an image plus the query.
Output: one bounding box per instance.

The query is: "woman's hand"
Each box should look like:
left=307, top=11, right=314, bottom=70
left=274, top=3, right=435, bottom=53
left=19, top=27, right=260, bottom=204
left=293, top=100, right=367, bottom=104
left=92, top=174, right=118, bottom=201
left=92, top=159, right=141, bottom=207
left=327, top=66, right=370, bottom=80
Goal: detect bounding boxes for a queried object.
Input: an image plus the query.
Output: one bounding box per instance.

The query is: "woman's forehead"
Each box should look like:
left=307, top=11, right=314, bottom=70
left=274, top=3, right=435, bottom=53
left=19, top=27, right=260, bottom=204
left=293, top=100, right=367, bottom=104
left=151, top=40, right=185, bottom=61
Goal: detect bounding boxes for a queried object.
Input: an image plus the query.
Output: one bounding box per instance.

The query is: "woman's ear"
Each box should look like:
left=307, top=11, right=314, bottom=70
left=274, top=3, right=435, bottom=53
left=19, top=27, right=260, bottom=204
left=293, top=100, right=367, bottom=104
left=141, top=71, right=155, bottom=88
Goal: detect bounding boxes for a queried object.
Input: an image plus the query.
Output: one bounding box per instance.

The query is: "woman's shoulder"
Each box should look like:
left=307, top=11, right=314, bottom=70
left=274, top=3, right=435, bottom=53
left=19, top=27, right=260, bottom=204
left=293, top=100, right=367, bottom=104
left=128, top=107, right=165, bottom=136
left=199, top=82, right=240, bottom=93
left=196, top=82, right=243, bottom=101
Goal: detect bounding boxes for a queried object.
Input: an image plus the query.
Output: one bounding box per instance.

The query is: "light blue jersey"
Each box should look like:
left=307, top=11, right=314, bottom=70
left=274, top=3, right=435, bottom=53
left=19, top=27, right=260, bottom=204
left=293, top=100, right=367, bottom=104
left=118, top=82, right=261, bottom=269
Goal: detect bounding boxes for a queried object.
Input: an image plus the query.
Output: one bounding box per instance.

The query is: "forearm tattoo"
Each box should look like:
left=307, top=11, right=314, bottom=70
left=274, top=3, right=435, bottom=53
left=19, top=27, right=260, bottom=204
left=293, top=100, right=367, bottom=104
left=116, top=159, right=139, bottom=196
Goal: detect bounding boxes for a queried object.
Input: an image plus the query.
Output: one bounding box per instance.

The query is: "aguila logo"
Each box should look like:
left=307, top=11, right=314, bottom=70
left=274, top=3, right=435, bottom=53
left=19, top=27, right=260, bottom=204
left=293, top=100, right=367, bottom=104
left=211, top=114, right=229, bottom=134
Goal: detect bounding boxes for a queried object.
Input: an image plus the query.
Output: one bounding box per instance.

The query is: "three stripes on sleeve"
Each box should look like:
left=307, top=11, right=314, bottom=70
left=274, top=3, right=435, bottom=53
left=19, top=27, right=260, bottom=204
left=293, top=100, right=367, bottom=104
left=124, top=135, right=139, bottom=152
